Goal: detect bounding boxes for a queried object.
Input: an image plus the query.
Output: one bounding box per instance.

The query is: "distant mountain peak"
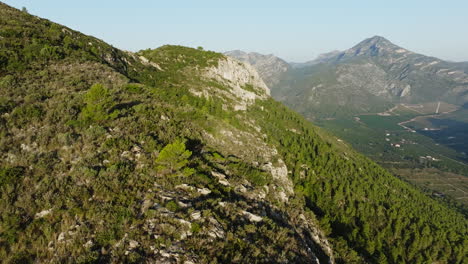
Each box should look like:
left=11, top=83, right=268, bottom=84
left=343, top=35, right=408, bottom=58
left=357, top=35, right=397, bottom=48
left=366, top=35, right=391, bottom=43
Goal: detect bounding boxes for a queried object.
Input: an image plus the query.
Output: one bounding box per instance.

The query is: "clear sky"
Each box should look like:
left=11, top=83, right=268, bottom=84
left=3, top=0, right=468, bottom=62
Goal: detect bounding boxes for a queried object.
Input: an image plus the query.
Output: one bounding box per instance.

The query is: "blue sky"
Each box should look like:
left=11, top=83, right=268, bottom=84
left=3, top=0, right=468, bottom=62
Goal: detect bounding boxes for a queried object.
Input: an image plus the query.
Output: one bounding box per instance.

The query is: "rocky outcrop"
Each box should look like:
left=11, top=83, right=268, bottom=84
left=206, top=56, right=269, bottom=95
left=203, top=56, right=270, bottom=110
left=224, top=50, right=290, bottom=88
left=336, top=63, right=411, bottom=98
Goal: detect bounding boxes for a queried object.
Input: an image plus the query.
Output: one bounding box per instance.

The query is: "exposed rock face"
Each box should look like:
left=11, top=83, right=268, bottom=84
left=203, top=123, right=295, bottom=204
left=206, top=56, right=269, bottom=95
left=242, top=210, right=263, bottom=222
left=204, top=56, right=270, bottom=110
left=336, top=63, right=411, bottom=98
left=35, top=209, right=53, bottom=219
left=329, top=36, right=468, bottom=104
left=137, top=55, right=163, bottom=70
left=224, top=50, right=290, bottom=88
left=262, top=159, right=293, bottom=194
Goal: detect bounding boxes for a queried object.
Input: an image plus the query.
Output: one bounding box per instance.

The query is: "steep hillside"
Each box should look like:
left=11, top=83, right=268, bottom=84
left=0, top=3, right=467, bottom=264
left=0, top=5, right=332, bottom=263
left=249, top=37, right=468, bottom=207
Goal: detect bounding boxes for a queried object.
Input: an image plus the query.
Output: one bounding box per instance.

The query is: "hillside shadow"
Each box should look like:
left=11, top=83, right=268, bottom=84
left=418, top=117, right=468, bottom=162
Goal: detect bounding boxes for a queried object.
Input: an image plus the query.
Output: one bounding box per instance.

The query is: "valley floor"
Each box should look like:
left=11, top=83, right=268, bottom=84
left=316, top=102, right=468, bottom=208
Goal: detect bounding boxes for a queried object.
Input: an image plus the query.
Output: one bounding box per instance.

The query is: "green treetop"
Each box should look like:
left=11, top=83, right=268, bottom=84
left=155, top=139, right=195, bottom=179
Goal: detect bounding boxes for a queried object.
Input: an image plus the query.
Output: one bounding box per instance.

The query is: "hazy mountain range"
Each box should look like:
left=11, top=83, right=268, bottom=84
left=226, top=36, right=468, bottom=119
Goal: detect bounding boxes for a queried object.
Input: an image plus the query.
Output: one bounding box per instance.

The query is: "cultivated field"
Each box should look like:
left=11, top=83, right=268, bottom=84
left=394, top=168, right=468, bottom=205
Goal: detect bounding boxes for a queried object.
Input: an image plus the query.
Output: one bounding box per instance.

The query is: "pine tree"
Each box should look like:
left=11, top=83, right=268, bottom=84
left=155, top=139, right=195, bottom=179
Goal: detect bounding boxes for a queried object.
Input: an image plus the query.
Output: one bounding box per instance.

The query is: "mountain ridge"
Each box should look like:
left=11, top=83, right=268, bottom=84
left=290, top=50, right=342, bottom=69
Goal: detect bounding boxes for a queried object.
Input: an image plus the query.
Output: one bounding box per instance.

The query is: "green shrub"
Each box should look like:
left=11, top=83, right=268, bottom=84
left=124, top=83, right=145, bottom=94
left=165, top=200, right=179, bottom=212
left=191, top=222, right=201, bottom=233
left=80, top=84, right=118, bottom=124
left=155, top=139, right=195, bottom=178
left=0, top=75, right=15, bottom=88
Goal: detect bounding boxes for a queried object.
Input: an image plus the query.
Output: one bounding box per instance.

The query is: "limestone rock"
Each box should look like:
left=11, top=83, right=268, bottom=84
left=224, top=50, right=290, bottom=87
left=242, top=210, right=263, bottom=222
left=35, top=209, right=52, bottom=219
